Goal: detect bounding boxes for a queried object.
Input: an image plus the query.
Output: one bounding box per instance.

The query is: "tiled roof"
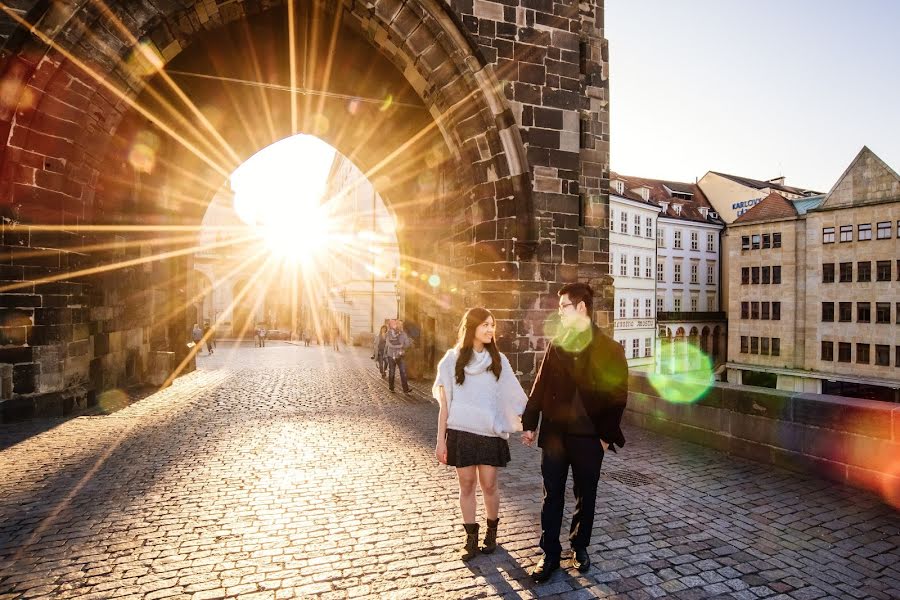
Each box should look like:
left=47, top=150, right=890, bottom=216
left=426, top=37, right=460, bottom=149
left=709, top=171, right=819, bottom=196
left=732, top=192, right=798, bottom=224
left=610, top=172, right=725, bottom=225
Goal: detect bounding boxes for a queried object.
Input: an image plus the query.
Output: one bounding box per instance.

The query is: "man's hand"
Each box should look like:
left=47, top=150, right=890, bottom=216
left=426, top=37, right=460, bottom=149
left=521, top=430, right=536, bottom=447
left=600, top=439, right=609, bottom=452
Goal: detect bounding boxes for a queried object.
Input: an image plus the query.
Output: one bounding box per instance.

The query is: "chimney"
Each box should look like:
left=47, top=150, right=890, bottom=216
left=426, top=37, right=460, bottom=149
left=768, top=176, right=786, bottom=186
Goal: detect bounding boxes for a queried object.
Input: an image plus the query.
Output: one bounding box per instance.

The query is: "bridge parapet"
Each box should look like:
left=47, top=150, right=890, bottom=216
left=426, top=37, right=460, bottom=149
left=626, top=373, right=900, bottom=504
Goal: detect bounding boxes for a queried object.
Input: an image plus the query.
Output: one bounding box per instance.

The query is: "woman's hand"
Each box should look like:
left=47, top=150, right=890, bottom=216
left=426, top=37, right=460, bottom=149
left=521, top=430, right=536, bottom=447
left=435, top=439, right=448, bottom=464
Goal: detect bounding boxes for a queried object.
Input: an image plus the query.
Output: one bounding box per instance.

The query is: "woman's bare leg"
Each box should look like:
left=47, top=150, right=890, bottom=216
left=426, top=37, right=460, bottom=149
left=476, top=465, right=499, bottom=520
left=456, top=466, right=478, bottom=522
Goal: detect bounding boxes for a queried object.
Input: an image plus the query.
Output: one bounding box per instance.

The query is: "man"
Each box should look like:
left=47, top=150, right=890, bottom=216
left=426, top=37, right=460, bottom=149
left=522, top=282, right=628, bottom=583
left=385, top=319, right=412, bottom=394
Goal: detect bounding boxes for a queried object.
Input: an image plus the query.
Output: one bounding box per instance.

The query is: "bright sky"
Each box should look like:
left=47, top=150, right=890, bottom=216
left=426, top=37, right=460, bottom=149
left=230, top=134, right=336, bottom=225
left=607, top=0, right=900, bottom=192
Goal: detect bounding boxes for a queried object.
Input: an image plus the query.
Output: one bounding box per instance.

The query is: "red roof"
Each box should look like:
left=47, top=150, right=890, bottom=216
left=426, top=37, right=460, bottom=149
left=733, top=192, right=798, bottom=224
left=610, top=172, right=723, bottom=225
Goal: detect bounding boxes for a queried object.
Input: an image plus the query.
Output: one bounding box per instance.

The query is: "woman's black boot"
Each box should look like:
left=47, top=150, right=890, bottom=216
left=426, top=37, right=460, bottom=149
left=461, top=523, right=479, bottom=560
left=481, top=518, right=499, bottom=554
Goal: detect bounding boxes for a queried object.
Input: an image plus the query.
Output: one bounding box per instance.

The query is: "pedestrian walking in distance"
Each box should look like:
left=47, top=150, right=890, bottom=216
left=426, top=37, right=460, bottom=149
left=522, top=282, right=628, bottom=583
left=433, top=307, right=527, bottom=561
left=385, top=319, right=411, bottom=393
left=373, top=324, right=388, bottom=378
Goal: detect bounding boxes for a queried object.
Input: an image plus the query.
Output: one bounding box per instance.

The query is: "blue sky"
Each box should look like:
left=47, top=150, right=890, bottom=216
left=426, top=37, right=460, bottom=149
left=606, top=0, right=900, bottom=192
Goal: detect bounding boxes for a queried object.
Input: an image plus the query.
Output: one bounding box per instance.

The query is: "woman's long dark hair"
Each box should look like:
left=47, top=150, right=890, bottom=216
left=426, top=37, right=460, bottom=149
left=454, top=307, right=502, bottom=385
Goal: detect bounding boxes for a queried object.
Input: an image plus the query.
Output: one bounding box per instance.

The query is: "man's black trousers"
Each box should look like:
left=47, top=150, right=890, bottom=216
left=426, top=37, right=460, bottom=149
left=539, top=433, right=605, bottom=559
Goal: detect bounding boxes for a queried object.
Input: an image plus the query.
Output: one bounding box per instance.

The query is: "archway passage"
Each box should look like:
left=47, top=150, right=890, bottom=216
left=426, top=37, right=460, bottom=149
left=0, top=1, right=610, bottom=418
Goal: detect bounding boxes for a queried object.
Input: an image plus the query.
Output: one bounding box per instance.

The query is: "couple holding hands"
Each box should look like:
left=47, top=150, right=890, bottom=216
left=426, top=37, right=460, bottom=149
left=433, top=282, right=629, bottom=583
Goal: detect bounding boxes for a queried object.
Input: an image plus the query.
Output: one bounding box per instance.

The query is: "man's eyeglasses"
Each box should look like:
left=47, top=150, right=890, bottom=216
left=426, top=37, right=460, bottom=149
left=558, top=302, right=575, bottom=313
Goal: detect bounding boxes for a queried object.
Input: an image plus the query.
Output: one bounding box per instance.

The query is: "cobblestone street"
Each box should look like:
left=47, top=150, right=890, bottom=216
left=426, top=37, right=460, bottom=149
left=1, top=344, right=898, bottom=599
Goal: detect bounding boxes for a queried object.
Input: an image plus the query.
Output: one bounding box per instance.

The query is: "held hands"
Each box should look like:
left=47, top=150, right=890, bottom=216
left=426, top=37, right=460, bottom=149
left=435, top=439, right=448, bottom=464
left=521, top=430, right=536, bottom=447
left=600, top=438, right=609, bottom=452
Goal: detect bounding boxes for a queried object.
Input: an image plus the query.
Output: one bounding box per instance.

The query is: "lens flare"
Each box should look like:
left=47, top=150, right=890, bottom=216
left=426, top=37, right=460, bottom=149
left=379, top=94, right=394, bottom=112
left=128, top=130, right=161, bottom=173
left=97, top=389, right=129, bottom=414
left=428, top=274, right=440, bottom=288
left=649, top=343, right=715, bottom=404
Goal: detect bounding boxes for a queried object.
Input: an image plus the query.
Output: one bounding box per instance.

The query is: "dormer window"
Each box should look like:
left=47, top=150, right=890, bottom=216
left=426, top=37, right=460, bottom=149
left=672, top=204, right=682, bottom=216
left=698, top=207, right=708, bottom=218
left=658, top=201, right=669, bottom=214
left=613, top=180, right=625, bottom=195
left=640, top=187, right=650, bottom=201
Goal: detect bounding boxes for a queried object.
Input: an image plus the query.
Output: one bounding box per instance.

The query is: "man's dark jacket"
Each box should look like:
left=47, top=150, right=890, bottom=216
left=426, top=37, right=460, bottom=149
left=522, top=324, right=629, bottom=449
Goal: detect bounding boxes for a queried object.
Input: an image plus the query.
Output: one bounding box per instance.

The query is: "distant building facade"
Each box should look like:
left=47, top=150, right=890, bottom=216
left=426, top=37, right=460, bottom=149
left=699, top=171, right=819, bottom=223
left=725, top=147, right=900, bottom=402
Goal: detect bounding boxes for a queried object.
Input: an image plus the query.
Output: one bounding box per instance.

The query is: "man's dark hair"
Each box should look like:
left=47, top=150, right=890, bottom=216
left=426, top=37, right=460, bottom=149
left=558, top=282, right=594, bottom=313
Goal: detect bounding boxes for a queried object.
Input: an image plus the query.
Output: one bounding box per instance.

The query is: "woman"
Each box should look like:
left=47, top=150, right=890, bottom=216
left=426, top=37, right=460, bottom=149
left=433, top=308, right=527, bottom=560
left=373, top=324, right=388, bottom=378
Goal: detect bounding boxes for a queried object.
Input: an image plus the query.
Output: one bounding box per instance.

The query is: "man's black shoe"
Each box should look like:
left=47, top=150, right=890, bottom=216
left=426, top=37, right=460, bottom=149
left=530, top=555, right=560, bottom=583
left=572, top=548, right=591, bottom=573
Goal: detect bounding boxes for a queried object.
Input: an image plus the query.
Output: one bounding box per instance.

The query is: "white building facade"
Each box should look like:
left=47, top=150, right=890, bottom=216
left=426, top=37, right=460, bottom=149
left=609, top=183, right=661, bottom=370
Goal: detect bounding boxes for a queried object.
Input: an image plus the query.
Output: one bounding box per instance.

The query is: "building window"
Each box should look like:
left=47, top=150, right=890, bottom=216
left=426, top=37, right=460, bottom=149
left=772, top=302, right=781, bottom=320
left=771, top=338, right=780, bottom=357
left=690, top=231, right=698, bottom=251
left=822, top=302, right=834, bottom=322
left=609, top=208, right=615, bottom=230
left=657, top=296, right=664, bottom=311
left=674, top=230, right=682, bottom=249
left=645, top=298, right=651, bottom=317
left=645, top=337, right=652, bottom=357
left=750, top=336, right=759, bottom=354
left=761, top=337, right=770, bottom=355
left=877, top=221, right=891, bottom=239
left=620, top=211, right=628, bottom=233
left=839, top=262, right=852, bottom=282
left=772, top=266, right=781, bottom=284
left=657, top=262, right=664, bottom=282
left=740, top=336, right=748, bottom=353
left=751, top=234, right=760, bottom=249
left=751, top=301, right=760, bottom=320
left=707, top=265, right=714, bottom=285
left=897, top=302, right=900, bottom=324
left=897, top=260, right=900, bottom=281
left=741, top=302, right=749, bottom=319
left=858, top=302, right=871, bottom=323
left=674, top=297, right=681, bottom=312
left=773, top=232, right=781, bottom=248
left=839, top=225, right=852, bottom=242
left=645, top=217, right=653, bottom=238
left=619, top=298, right=626, bottom=318
left=741, top=267, right=749, bottom=285
left=657, top=227, right=665, bottom=248
left=857, top=343, right=870, bottom=364
left=823, top=227, right=835, bottom=243
left=762, top=233, right=771, bottom=249
left=858, top=223, right=872, bottom=241
left=620, top=254, right=627, bottom=276
left=634, top=256, right=641, bottom=277
left=674, top=263, right=682, bottom=283
left=823, top=263, right=835, bottom=283
left=634, top=214, right=641, bottom=236
left=632, top=338, right=639, bottom=358
left=707, top=233, right=714, bottom=252
left=838, top=342, right=851, bottom=363
left=876, top=260, right=891, bottom=281
left=839, top=302, right=852, bottom=322
left=633, top=298, right=640, bottom=318
left=762, top=266, right=771, bottom=284
left=876, top=302, right=890, bottom=324
left=690, top=296, right=698, bottom=312
left=741, top=235, right=750, bottom=250
left=761, top=302, right=770, bottom=320
left=690, top=264, right=698, bottom=284
left=645, top=257, right=652, bottom=279
left=897, top=346, right=900, bottom=367
left=707, top=294, right=716, bottom=311
left=858, top=261, right=871, bottom=282
left=876, top=345, right=890, bottom=366
left=821, top=341, right=833, bottom=361
left=751, top=266, right=760, bottom=284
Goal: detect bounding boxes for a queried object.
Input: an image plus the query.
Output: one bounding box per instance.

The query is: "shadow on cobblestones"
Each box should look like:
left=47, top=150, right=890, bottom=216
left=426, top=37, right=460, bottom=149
left=0, top=346, right=898, bottom=599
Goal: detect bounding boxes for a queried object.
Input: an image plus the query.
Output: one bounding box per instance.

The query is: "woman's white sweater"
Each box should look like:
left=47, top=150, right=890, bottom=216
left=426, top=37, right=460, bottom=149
left=432, top=348, right=528, bottom=440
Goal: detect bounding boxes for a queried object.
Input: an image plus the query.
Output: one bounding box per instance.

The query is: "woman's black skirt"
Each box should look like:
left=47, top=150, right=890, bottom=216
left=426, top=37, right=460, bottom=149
left=446, top=429, right=511, bottom=468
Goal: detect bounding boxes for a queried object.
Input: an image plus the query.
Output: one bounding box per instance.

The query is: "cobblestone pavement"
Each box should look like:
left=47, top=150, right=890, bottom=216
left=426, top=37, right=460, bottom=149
left=1, top=343, right=898, bottom=600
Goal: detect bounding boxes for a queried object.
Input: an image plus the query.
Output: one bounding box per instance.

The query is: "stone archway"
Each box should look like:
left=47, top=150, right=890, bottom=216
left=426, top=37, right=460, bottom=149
left=0, top=0, right=611, bottom=414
